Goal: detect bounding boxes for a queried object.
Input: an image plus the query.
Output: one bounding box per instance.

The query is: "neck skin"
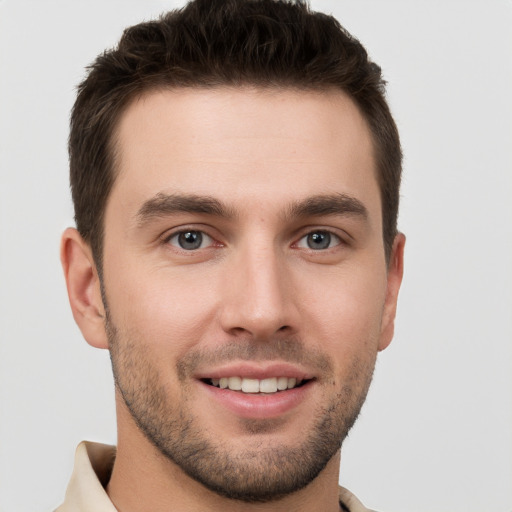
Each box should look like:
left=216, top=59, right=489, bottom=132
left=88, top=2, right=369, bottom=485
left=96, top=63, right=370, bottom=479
left=106, top=393, right=343, bottom=512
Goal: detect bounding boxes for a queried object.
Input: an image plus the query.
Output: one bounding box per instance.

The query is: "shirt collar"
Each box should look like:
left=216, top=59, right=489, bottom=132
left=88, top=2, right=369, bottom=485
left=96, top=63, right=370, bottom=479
left=56, top=441, right=117, bottom=512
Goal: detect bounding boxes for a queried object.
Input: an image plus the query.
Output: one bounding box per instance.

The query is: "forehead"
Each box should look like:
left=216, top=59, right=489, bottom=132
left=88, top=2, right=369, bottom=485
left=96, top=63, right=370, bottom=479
left=109, top=87, right=380, bottom=223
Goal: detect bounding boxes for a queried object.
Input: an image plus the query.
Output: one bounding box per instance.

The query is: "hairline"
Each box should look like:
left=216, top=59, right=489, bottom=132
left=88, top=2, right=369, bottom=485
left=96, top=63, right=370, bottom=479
left=90, top=82, right=391, bottom=278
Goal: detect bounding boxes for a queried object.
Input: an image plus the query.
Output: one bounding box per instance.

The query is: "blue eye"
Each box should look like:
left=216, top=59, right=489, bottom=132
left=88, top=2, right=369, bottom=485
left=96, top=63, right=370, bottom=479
left=297, top=231, right=341, bottom=250
left=168, top=230, right=213, bottom=250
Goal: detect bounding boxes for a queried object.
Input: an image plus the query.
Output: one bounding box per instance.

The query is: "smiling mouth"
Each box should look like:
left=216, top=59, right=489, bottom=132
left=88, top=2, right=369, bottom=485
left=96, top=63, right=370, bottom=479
left=202, top=376, right=311, bottom=394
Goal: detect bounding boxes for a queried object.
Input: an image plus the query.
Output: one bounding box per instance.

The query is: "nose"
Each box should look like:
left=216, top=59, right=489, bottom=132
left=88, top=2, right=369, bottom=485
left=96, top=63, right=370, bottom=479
left=219, top=242, right=299, bottom=340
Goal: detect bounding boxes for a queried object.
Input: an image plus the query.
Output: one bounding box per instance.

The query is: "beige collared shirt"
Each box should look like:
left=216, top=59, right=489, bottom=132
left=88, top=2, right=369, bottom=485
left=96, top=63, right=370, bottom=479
left=55, top=441, right=375, bottom=512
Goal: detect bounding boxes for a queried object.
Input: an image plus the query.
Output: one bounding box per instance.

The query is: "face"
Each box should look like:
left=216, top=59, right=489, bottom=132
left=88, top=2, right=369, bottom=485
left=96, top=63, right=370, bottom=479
left=97, top=87, right=402, bottom=502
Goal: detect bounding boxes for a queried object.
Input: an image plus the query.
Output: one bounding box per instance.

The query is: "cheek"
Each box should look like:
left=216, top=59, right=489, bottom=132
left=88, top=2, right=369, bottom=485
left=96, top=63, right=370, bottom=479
left=296, top=264, right=387, bottom=356
left=104, top=262, right=220, bottom=356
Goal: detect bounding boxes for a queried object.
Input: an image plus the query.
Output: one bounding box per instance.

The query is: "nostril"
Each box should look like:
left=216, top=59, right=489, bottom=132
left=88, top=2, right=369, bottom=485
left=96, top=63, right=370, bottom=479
left=278, top=325, right=289, bottom=331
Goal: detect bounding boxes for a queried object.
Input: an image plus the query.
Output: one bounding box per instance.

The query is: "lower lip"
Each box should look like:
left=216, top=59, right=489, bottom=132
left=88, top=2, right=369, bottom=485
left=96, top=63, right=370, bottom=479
left=199, top=380, right=313, bottom=419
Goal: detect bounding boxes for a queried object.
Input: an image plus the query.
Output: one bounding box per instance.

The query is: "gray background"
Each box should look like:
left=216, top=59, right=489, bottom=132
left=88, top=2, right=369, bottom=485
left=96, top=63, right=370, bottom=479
left=1, top=1, right=511, bottom=511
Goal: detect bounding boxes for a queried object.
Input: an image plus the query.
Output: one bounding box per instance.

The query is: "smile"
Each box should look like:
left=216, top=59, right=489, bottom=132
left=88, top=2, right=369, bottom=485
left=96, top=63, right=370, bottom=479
left=205, top=376, right=307, bottom=394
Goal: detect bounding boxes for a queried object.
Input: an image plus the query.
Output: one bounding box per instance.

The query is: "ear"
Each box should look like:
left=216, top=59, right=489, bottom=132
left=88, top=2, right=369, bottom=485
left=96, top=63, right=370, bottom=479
left=378, top=232, right=405, bottom=351
left=60, top=227, right=109, bottom=349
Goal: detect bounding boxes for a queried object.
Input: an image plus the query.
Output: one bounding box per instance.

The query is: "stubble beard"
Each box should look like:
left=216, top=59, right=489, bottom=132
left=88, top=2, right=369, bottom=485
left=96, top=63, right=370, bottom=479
left=106, top=316, right=376, bottom=504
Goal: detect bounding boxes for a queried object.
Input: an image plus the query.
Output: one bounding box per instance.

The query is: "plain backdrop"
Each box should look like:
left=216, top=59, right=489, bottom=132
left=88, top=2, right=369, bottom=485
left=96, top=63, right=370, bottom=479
left=0, top=1, right=511, bottom=511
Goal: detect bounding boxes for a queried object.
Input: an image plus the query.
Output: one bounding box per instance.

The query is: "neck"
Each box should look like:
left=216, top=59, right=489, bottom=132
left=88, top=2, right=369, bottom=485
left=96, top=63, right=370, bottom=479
left=107, top=403, right=342, bottom=512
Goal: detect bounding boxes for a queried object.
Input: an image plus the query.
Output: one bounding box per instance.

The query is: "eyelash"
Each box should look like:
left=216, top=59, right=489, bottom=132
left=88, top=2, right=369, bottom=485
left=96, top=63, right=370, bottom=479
left=163, top=227, right=346, bottom=253
left=164, top=229, right=218, bottom=251
left=294, top=230, right=343, bottom=251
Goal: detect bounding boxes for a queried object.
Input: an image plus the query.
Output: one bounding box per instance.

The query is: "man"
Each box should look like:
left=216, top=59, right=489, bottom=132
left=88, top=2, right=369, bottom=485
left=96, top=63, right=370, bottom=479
left=58, top=0, right=404, bottom=510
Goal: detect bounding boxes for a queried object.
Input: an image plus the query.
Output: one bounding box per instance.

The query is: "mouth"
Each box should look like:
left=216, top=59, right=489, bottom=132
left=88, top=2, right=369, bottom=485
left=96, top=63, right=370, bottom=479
left=194, top=362, right=316, bottom=418
left=201, top=376, right=311, bottom=394
left=197, top=366, right=316, bottom=418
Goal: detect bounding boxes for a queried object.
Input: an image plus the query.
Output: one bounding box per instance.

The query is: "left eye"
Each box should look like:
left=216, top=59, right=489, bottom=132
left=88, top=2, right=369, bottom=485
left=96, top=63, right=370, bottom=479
left=167, top=230, right=214, bottom=250
left=296, top=231, right=341, bottom=250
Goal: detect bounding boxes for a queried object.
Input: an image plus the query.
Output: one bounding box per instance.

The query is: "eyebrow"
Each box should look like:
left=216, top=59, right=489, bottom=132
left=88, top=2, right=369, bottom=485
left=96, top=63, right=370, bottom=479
left=136, top=193, right=236, bottom=226
left=285, top=193, right=368, bottom=221
left=135, top=192, right=368, bottom=227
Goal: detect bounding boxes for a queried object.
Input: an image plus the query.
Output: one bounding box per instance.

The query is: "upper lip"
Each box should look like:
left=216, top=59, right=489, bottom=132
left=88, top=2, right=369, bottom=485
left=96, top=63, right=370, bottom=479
left=194, top=361, right=315, bottom=381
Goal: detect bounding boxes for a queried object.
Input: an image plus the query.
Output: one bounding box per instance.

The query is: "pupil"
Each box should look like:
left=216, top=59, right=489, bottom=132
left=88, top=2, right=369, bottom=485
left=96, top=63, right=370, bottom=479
left=179, top=231, right=202, bottom=250
left=308, top=232, right=330, bottom=250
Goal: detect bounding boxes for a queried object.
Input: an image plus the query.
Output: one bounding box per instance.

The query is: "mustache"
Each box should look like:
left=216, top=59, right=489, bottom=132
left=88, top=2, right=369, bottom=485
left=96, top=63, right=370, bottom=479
left=176, top=336, right=333, bottom=380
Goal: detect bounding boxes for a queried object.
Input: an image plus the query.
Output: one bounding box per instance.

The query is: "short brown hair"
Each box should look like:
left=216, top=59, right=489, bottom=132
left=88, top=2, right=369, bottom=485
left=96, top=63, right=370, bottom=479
left=69, top=0, right=402, bottom=269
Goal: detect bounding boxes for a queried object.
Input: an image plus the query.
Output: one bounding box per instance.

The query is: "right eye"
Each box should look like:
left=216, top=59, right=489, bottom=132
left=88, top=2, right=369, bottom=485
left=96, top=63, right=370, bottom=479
left=166, top=230, right=214, bottom=251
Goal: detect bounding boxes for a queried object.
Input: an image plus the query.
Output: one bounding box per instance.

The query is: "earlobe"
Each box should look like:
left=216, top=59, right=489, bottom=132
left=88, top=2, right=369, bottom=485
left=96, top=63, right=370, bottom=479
left=60, top=228, right=109, bottom=349
left=378, top=232, right=405, bottom=351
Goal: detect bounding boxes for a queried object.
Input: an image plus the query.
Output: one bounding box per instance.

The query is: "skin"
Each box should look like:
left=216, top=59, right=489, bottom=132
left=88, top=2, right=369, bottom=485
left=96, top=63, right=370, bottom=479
left=61, top=87, right=405, bottom=512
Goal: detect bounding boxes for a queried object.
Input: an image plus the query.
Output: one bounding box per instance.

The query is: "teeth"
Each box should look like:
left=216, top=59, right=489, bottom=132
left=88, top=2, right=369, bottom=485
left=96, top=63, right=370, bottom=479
left=277, top=377, right=288, bottom=390
left=241, top=378, right=259, bottom=393
left=228, top=376, right=242, bottom=390
left=259, top=377, right=277, bottom=393
left=210, top=376, right=303, bottom=393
